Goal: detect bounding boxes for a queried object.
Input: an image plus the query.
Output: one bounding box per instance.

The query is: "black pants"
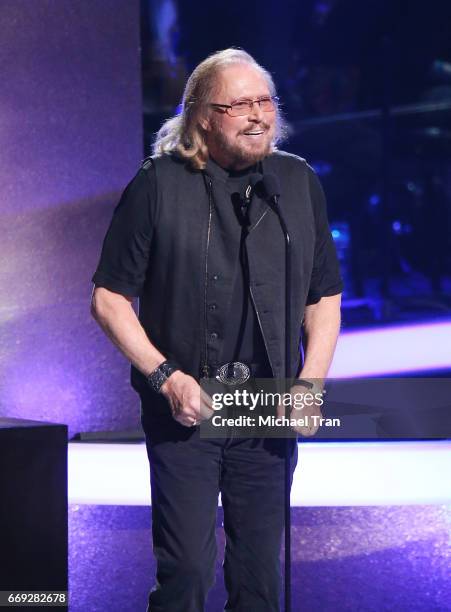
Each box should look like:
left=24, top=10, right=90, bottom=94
left=141, top=399, right=298, bottom=612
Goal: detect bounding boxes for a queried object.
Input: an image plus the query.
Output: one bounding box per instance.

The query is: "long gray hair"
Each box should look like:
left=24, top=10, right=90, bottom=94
left=152, top=48, right=287, bottom=170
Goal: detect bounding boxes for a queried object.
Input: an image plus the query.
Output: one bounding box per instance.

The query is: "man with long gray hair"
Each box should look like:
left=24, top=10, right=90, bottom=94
left=91, top=48, right=342, bottom=611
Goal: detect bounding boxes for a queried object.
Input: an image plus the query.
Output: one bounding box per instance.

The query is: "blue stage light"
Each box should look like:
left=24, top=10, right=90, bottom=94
left=392, top=220, right=402, bottom=233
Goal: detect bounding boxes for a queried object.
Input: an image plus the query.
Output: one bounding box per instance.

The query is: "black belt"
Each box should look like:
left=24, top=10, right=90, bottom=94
left=203, top=361, right=272, bottom=385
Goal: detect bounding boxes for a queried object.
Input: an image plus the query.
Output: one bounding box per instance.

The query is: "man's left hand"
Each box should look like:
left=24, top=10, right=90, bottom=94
left=276, top=384, right=323, bottom=437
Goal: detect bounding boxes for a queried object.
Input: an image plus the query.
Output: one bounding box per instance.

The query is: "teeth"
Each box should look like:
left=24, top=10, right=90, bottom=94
left=244, top=131, right=264, bottom=135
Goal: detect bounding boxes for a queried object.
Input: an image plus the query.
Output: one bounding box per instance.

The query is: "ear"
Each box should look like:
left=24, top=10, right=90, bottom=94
left=199, top=115, right=211, bottom=132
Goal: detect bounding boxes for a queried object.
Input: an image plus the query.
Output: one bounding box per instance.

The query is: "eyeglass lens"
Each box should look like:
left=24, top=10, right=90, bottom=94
left=229, top=98, right=275, bottom=116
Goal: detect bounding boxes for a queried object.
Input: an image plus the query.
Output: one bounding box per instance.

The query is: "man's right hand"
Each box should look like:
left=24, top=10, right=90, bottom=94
left=161, top=371, right=213, bottom=427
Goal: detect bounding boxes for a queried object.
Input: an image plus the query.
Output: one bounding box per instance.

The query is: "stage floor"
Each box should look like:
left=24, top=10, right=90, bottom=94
left=68, top=502, right=451, bottom=611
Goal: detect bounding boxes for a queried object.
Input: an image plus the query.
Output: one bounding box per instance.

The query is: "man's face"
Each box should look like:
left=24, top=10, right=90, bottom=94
left=204, top=64, right=276, bottom=170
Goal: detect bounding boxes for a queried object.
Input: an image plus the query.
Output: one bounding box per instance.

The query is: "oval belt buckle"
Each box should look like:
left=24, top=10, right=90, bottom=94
left=216, top=362, right=251, bottom=385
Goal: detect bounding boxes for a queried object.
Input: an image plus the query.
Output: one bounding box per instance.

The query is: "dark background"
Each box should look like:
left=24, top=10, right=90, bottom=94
left=141, top=0, right=451, bottom=322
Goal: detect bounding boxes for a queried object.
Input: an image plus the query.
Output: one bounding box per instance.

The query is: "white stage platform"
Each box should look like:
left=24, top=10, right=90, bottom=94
left=68, top=440, right=451, bottom=506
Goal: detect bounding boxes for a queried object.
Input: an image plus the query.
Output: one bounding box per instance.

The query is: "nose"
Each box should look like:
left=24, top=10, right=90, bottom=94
left=248, top=100, right=264, bottom=121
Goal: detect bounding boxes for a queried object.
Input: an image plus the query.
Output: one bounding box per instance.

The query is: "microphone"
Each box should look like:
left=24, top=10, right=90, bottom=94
left=238, top=173, right=263, bottom=224
left=244, top=173, right=263, bottom=204
left=261, top=173, right=281, bottom=205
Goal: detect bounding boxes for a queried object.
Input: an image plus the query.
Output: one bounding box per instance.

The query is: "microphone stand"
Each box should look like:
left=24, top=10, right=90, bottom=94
left=269, top=194, right=293, bottom=612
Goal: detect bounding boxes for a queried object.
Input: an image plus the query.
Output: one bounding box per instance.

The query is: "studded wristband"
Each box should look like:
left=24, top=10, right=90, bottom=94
left=146, top=360, right=180, bottom=393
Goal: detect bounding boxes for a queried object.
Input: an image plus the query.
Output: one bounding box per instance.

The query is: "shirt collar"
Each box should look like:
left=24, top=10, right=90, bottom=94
left=204, top=156, right=260, bottom=183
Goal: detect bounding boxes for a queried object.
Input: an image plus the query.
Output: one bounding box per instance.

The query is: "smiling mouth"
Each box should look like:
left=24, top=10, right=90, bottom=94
left=243, top=130, right=265, bottom=135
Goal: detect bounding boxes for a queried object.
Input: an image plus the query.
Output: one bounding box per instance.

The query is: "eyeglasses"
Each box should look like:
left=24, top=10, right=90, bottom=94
left=209, top=96, right=278, bottom=117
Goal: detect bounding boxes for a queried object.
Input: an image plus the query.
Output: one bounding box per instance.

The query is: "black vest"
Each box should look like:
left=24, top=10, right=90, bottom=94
left=132, top=151, right=316, bottom=393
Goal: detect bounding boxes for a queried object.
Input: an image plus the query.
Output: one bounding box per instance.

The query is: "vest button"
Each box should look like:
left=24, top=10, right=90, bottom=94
left=209, top=303, right=218, bottom=310
left=212, top=274, right=220, bottom=281
left=210, top=332, right=219, bottom=340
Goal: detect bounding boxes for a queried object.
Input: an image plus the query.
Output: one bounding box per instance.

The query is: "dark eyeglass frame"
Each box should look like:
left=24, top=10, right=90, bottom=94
left=209, top=95, right=279, bottom=117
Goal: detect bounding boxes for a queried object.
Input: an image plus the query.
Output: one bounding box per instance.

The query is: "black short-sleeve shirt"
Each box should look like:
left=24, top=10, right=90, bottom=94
left=92, top=168, right=155, bottom=297
left=92, top=154, right=343, bottom=381
left=92, top=161, right=342, bottom=304
left=305, top=166, right=343, bottom=305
